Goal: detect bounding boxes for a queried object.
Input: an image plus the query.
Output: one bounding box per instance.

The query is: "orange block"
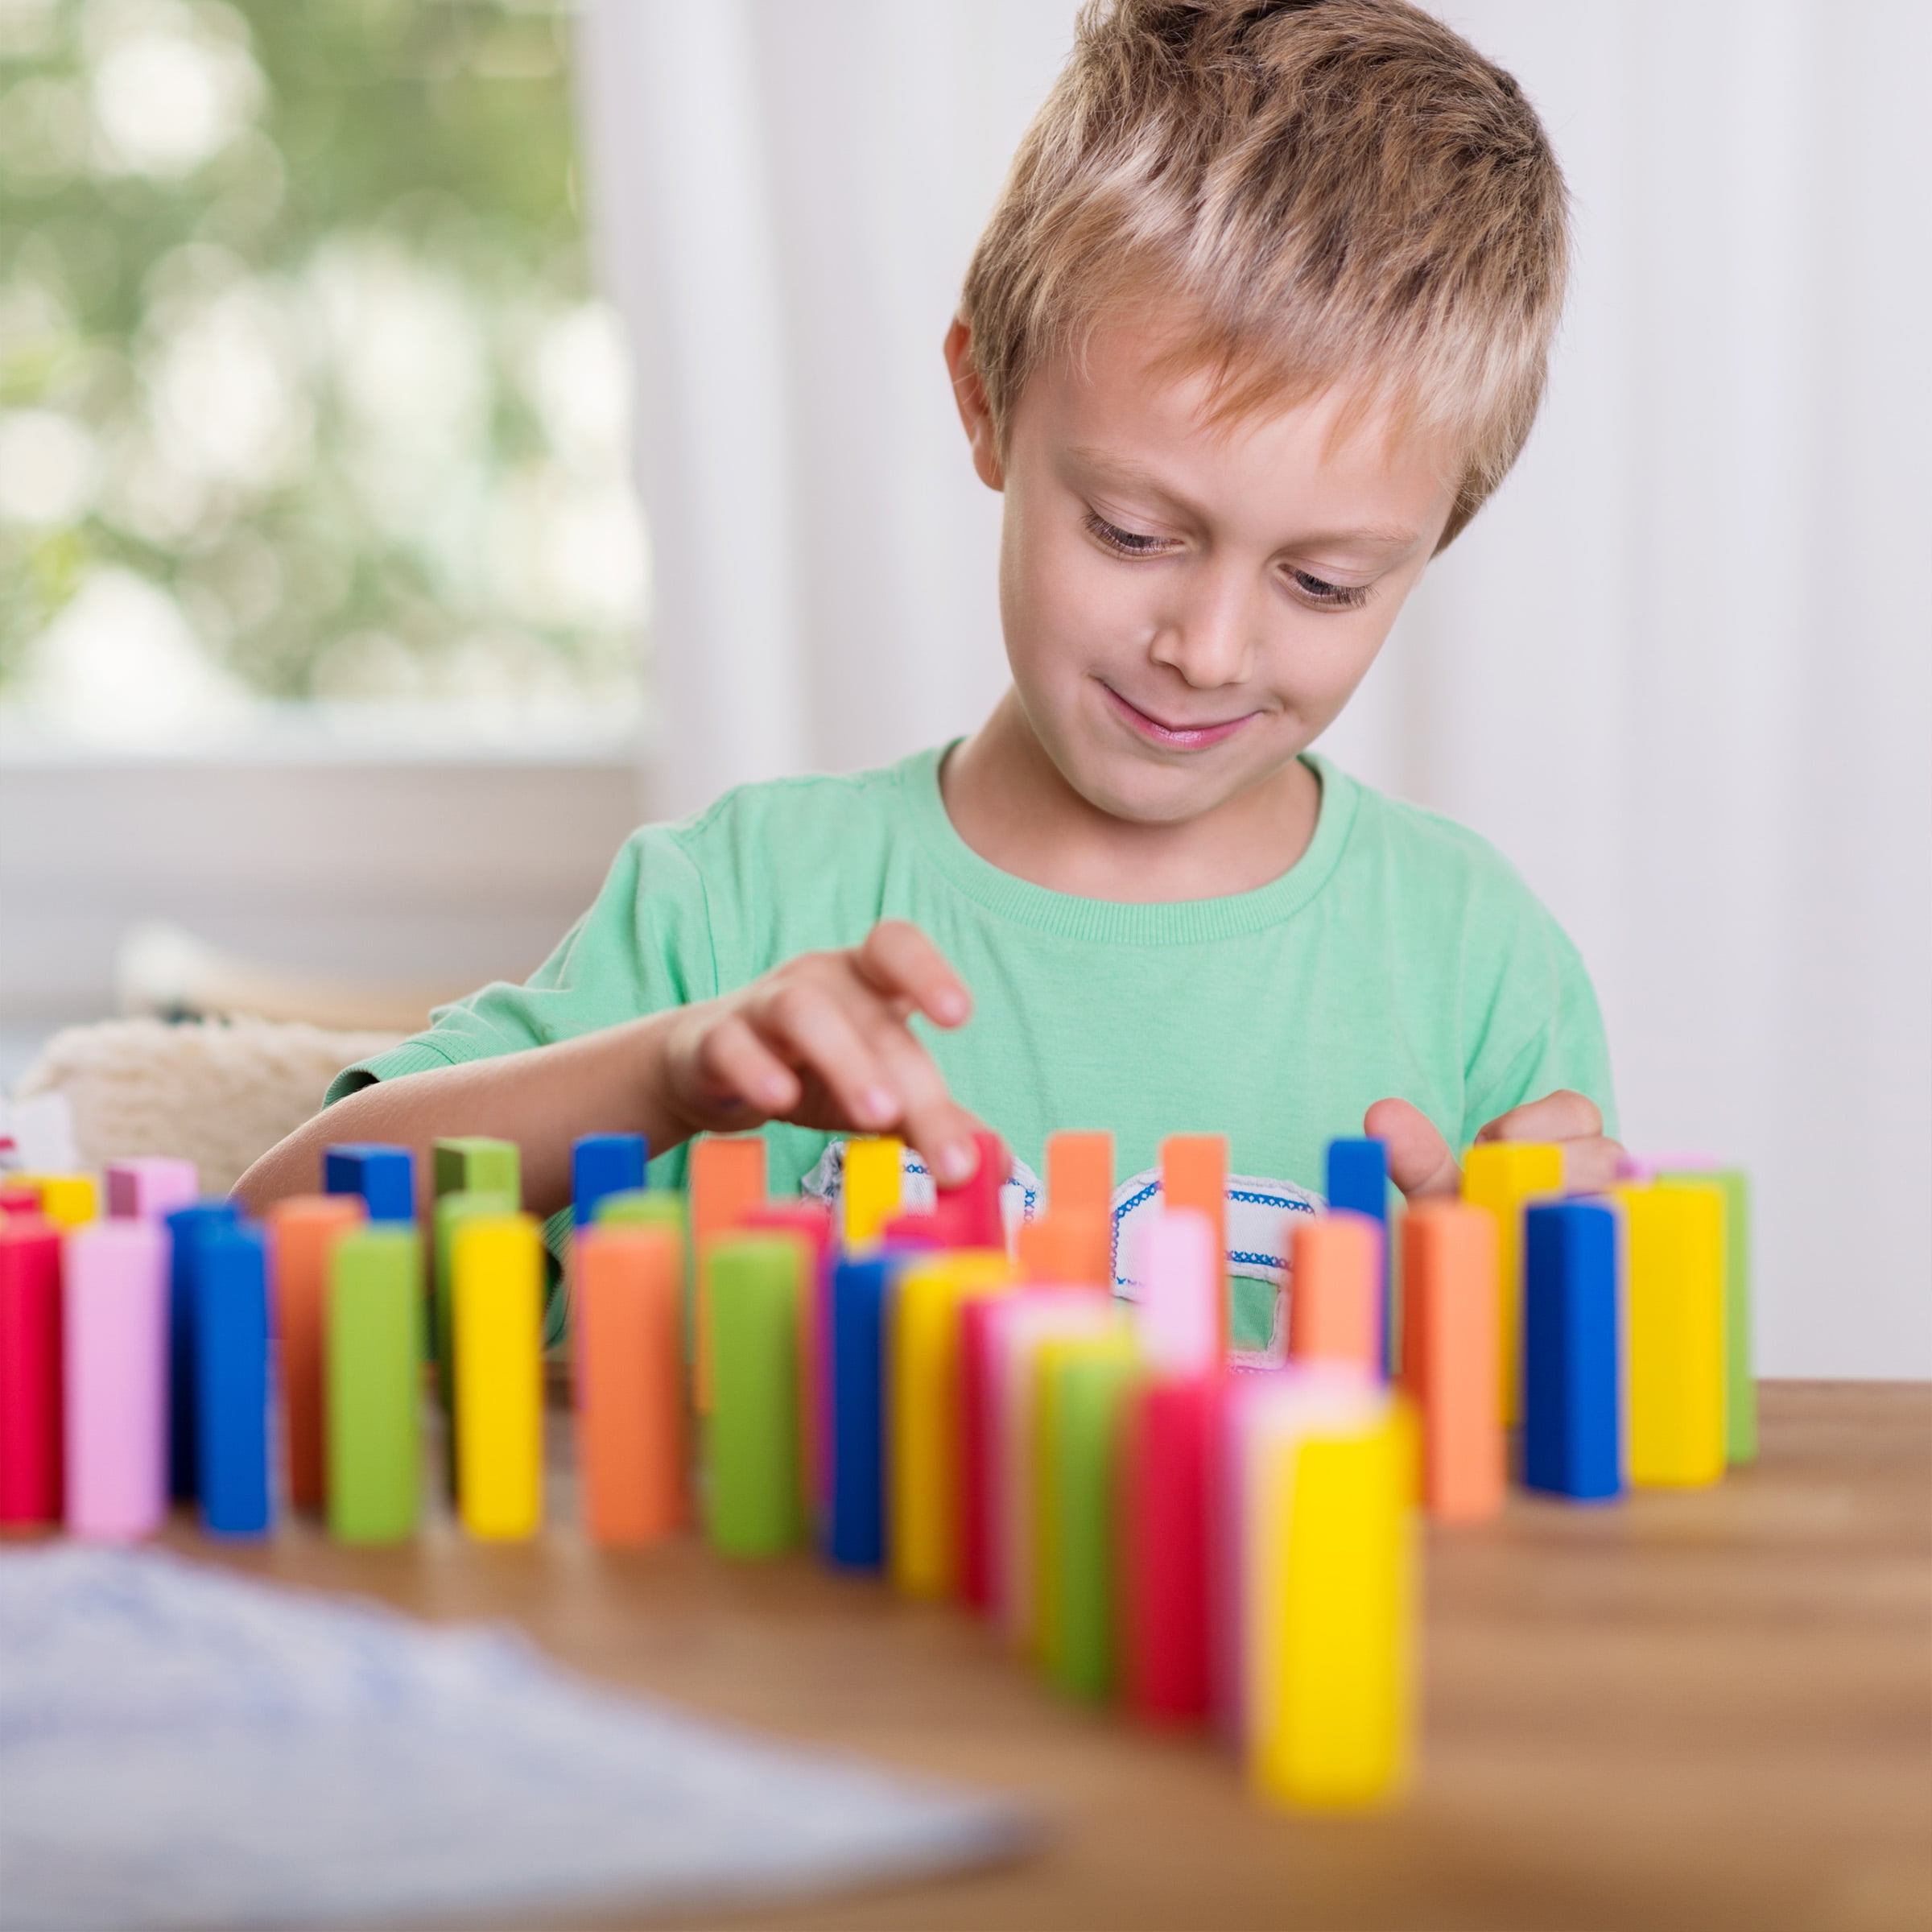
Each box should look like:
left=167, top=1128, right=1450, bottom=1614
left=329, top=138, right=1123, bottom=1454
left=576, top=1224, right=687, bottom=1545
left=1046, top=1131, right=1114, bottom=1287
left=1018, top=1214, right=1110, bottom=1290
left=1162, top=1134, right=1228, bottom=1364
left=1399, top=1201, right=1503, bottom=1521
left=267, top=1194, right=367, bottom=1512
left=1287, top=1212, right=1381, bottom=1372
left=690, top=1135, right=767, bottom=1411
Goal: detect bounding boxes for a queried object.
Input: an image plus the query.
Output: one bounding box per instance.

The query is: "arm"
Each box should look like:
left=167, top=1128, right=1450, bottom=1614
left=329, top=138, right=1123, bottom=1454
left=233, top=920, right=986, bottom=1221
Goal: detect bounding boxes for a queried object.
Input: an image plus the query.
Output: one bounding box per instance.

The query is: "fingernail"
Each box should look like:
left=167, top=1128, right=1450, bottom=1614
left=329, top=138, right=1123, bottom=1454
left=936, top=1139, right=976, bottom=1186
left=861, top=1086, right=897, bottom=1125
left=932, top=990, right=968, bottom=1026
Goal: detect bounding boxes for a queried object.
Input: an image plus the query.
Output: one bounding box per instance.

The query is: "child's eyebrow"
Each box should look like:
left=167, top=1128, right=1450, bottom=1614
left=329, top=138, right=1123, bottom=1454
left=1065, top=445, right=1420, bottom=554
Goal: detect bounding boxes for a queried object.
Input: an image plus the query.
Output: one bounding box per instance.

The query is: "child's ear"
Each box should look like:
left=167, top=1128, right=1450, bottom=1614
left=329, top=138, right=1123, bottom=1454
left=943, top=319, right=1005, bottom=491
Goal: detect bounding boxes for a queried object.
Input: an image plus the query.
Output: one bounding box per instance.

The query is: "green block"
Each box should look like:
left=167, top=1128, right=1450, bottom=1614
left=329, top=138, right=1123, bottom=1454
left=705, top=1236, right=802, bottom=1558
left=326, top=1225, right=423, bottom=1545
left=432, top=1137, right=521, bottom=1204
left=1046, top=1344, right=1139, bottom=1702
left=1666, top=1166, right=1755, bottom=1463
left=595, top=1188, right=687, bottom=1232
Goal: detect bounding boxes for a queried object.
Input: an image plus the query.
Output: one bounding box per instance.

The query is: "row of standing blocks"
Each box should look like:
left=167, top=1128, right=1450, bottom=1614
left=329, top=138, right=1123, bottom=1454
left=0, top=1132, right=1751, bottom=1812
left=0, top=1133, right=1755, bottom=1543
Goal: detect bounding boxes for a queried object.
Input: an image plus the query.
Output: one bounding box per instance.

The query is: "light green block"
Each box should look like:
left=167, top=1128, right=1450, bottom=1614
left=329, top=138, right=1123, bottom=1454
left=595, top=1188, right=686, bottom=1233
left=432, top=1137, right=521, bottom=1205
left=327, top=1226, right=422, bottom=1545
left=1666, top=1166, right=1755, bottom=1463
left=1046, top=1344, right=1139, bottom=1702
left=705, top=1236, right=802, bottom=1558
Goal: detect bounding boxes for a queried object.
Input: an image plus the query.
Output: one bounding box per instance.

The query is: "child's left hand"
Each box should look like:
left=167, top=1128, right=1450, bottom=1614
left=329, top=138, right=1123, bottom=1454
left=1364, top=1091, right=1623, bottom=1203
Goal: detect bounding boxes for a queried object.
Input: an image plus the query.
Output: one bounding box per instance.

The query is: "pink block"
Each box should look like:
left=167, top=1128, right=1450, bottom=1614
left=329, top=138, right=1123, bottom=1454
left=64, top=1220, right=169, bottom=1541
left=106, top=1158, right=200, bottom=1222
left=1137, top=1208, right=1220, bottom=1377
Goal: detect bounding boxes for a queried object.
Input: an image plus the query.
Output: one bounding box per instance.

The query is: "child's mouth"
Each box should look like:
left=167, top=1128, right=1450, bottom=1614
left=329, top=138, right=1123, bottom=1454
left=1100, top=681, right=1257, bottom=749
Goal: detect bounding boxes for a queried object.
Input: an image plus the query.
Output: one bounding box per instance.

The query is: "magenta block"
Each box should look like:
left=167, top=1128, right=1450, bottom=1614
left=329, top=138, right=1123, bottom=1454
left=106, top=1158, right=201, bottom=1223
left=0, top=1217, right=64, bottom=1524
left=65, top=1220, right=170, bottom=1541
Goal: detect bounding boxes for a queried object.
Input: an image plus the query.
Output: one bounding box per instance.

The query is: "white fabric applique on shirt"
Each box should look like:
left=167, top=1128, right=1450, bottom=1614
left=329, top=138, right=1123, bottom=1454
left=803, top=1141, right=1322, bottom=1368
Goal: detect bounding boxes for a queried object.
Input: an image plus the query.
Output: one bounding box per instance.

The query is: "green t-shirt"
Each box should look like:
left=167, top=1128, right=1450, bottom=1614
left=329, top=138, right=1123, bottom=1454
left=331, top=745, right=1614, bottom=1348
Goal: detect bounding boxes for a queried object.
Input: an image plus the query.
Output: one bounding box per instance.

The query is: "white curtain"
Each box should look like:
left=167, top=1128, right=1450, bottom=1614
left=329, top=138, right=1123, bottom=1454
left=576, top=0, right=1930, bottom=1378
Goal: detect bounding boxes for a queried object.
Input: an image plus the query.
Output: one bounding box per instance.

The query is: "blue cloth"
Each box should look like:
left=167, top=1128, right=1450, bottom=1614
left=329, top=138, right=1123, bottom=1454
left=0, top=1546, right=1029, bottom=1931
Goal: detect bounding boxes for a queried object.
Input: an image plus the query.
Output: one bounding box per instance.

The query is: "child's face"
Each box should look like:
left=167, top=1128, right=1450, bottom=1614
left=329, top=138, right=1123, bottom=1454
left=963, top=319, right=1459, bottom=828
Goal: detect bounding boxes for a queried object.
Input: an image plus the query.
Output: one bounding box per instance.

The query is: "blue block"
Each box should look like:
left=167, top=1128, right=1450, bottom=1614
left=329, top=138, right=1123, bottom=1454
left=572, top=1133, right=648, bottom=1228
left=163, top=1200, right=241, bottom=1501
left=195, top=1223, right=272, bottom=1537
left=828, top=1258, right=890, bottom=1569
left=1326, top=1136, right=1391, bottom=1372
left=1523, top=1200, right=1623, bottom=1501
left=325, top=1143, right=415, bottom=1224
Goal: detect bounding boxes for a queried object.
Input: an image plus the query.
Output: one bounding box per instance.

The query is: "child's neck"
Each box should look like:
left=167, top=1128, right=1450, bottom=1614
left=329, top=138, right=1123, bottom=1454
left=941, top=693, right=1321, bottom=904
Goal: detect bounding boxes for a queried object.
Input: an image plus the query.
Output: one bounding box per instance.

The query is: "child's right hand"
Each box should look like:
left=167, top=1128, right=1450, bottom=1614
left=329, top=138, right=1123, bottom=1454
left=658, top=919, right=987, bottom=1184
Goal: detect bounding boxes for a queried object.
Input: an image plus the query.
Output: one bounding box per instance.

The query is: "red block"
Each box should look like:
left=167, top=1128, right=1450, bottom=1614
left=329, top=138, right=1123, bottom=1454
left=1121, top=1373, right=1215, bottom=1724
left=957, top=1294, right=1002, bottom=1612
left=939, top=1131, right=1009, bottom=1251
left=0, top=1216, right=64, bottom=1525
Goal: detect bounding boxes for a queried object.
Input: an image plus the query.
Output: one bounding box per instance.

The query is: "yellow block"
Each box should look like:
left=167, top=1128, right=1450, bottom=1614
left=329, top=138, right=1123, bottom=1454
left=452, top=1213, right=545, bottom=1540
left=1459, top=1141, right=1564, bottom=1423
left=888, top=1251, right=1013, bottom=1598
left=8, top=1173, right=97, bottom=1228
left=1617, top=1181, right=1725, bottom=1487
left=1252, top=1400, right=1418, bottom=1810
left=1029, top=1325, right=1137, bottom=1666
left=843, top=1137, right=904, bottom=1249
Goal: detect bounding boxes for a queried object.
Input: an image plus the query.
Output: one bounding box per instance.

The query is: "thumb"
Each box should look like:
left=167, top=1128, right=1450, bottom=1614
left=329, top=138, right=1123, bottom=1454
left=1364, top=1097, right=1461, bottom=1203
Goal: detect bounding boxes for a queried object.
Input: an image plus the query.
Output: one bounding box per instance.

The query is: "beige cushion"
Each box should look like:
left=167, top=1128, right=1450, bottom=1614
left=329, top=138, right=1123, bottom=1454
left=14, top=1016, right=404, bottom=1196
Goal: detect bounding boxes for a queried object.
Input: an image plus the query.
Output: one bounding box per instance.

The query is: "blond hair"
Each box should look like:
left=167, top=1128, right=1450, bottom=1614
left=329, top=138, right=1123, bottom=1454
left=960, top=0, right=1568, bottom=546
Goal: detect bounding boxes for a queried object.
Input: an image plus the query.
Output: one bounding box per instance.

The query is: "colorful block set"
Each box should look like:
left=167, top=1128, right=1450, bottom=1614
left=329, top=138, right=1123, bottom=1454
left=0, top=1130, right=1753, bottom=1816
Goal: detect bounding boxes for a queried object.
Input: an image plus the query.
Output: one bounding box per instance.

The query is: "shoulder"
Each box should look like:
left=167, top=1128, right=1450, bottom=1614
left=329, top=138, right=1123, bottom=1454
left=1324, top=759, right=1533, bottom=897
left=651, top=749, right=935, bottom=869
left=1319, top=758, right=1586, bottom=972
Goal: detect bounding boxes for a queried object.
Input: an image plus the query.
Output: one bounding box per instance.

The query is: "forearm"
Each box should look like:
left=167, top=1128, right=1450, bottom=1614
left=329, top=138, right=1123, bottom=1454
left=232, top=1011, right=691, bottom=1222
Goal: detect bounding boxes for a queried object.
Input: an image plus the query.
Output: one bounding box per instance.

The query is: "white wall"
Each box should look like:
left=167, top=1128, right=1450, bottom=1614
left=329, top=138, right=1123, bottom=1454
left=0, top=758, right=645, bottom=1026
left=579, top=0, right=1929, bottom=1375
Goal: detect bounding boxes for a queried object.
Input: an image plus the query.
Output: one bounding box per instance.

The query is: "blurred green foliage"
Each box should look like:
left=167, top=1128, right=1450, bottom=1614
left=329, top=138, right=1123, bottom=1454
left=0, top=0, right=642, bottom=715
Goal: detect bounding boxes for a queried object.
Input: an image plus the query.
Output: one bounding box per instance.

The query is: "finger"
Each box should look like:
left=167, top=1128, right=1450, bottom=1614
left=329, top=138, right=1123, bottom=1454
left=868, top=1019, right=983, bottom=1184
left=696, top=1014, right=799, bottom=1117
left=854, top=920, right=972, bottom=1029
left=1364, top=1097, right=1461, bottom=1202
left=902, top=1092, right=989, bottom=1188
left=1561, top=1135, right=1624, bottom=1195
left=753, top=981, right=900, bottom=1131
left=1474, top=1089, right=1602, bottom=1147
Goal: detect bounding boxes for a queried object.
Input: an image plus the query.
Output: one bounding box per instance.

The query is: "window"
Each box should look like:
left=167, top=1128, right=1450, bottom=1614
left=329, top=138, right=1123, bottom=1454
left=0, top=0, right=646, bottom=755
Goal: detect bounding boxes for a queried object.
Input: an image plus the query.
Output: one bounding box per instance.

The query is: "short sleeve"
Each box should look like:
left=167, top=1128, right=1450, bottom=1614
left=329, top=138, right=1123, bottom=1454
left=1458, top=901, right=1618, bottom=1146
left=325, top=825, right=720, bottom=1104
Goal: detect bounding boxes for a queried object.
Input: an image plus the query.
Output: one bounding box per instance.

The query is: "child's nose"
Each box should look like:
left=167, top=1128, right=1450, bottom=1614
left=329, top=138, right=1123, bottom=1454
left=1149, top=568, right=1261, bottom=689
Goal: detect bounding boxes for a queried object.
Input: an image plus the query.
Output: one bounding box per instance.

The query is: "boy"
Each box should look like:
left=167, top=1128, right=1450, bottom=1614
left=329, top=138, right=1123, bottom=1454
left=239, top=0, right=1620, bottom=1339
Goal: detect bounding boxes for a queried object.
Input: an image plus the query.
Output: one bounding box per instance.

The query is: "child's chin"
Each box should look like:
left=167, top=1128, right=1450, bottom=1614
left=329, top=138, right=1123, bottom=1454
left=1074, top=753, right=1241, bottom=828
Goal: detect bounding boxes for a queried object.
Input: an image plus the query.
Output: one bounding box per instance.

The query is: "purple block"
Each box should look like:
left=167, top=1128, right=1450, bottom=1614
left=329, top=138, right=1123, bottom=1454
left=65, top=1220, right=169, bottom=1540
left=106, top=1158, right=200, bottom=1223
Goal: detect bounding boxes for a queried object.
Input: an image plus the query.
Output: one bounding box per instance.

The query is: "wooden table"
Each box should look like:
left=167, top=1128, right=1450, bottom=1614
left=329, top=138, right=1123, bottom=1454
left=175, top=1383, right=1932, bottom=1932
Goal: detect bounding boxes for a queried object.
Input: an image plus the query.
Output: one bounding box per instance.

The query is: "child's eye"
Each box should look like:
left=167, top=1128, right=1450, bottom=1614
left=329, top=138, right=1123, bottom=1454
left=1086, top=513, right=1176, bottom=557
left=1288, top=567, right=1371, bottom=611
